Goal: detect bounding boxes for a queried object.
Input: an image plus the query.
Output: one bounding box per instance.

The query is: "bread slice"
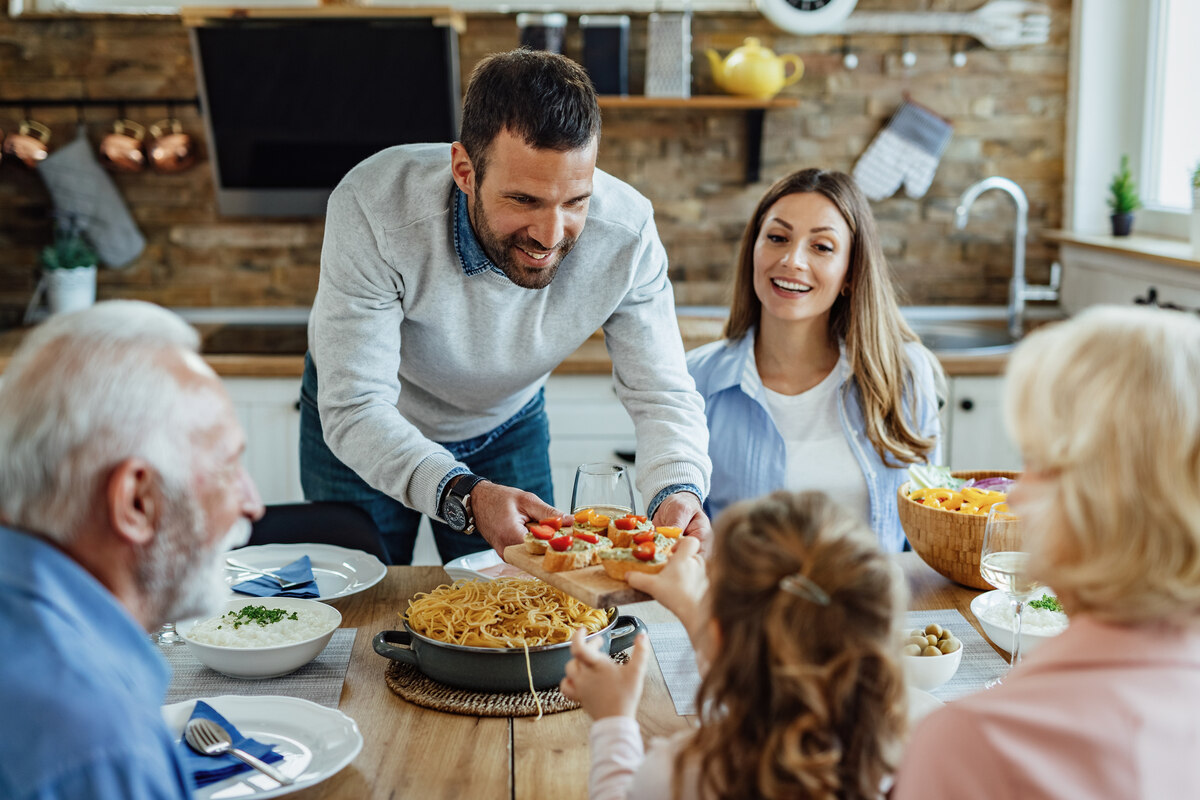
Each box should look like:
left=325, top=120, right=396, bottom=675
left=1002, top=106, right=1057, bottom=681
left=543, top=547, right=594, bottom=572
left=599, top=553, right=669, bottom=582
left=524, top=533, right=549, bottom=555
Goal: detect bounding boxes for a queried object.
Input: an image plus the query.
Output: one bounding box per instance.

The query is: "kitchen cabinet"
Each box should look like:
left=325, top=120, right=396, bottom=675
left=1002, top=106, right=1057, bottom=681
left=944, top=376, right=1022, bottom=472
left=223, top=377, right=304, bottom=506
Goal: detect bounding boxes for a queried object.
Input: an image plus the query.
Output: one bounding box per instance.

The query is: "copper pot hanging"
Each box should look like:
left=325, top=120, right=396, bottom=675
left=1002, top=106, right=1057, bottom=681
left=2, top=119, right=52, bottom=168
left=99, top=118, right=146, bottom=172
left=147, top=117, right=196, bottom=173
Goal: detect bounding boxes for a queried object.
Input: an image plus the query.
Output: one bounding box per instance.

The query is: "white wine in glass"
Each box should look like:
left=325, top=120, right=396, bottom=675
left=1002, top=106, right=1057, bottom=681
left=571, top=463, right=635, bottom=518
left=980, top=505, right=1038, bottom=686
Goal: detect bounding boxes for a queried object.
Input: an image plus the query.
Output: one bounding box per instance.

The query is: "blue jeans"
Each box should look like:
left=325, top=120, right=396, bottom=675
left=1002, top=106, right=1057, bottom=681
left=299, top=354, right=554, bottom=565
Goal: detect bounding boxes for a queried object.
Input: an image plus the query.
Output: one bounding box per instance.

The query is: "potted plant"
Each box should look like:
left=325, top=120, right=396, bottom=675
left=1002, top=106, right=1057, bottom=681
left=1107, top=154, right=1141, bottom=237
left=39, top=215, right=99, bottom=315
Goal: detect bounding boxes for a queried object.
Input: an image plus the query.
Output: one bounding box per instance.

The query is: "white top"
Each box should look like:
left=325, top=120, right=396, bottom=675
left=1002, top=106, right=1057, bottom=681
left=756, top=352, right=871, bottom=524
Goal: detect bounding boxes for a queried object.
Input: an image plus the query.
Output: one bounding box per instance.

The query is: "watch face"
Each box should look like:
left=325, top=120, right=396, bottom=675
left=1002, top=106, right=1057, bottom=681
left=443, top=499, right=468, bottom=531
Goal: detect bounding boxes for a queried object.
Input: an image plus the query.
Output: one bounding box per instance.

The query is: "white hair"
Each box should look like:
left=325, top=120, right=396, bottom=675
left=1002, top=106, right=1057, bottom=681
left=0, top=301, right=205, bottom=544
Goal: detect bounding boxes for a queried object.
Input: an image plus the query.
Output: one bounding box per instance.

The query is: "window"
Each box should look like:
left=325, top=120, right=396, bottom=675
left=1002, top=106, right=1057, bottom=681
left=1143, top=0, right=1200, bottom=212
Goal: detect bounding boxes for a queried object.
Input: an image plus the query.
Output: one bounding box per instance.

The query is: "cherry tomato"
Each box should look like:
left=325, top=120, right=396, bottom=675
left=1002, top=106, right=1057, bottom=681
left=655, top=526, right=683, bottom=539
left=549, top=534, right=574, bottom=552
left=613, top=517, right=637, bottom=531
left=575, top=530, right=599, bottom=544
left=539, top=517, right=562, bottom=531
left=633, top=515, right=647, bottom=523
left=574, top=509, right=592, bottom=525
left=588, top=512, right=611, bottom=528
left=632, top=531, right=656, bottom=544
left=633, top=542, right=656, bottom=562
left=527, top=524, right=556, bottom=541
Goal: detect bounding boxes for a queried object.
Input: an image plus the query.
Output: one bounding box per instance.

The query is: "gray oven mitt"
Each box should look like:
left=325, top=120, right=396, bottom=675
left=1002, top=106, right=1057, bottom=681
left=38, top=124, right=145, bottom=269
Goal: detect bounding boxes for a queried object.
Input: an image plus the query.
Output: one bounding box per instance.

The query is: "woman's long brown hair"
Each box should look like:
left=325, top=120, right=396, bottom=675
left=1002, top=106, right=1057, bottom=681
left=725, top=169, right=938, bottom=465
left=674, top=491, right=908, bottom=800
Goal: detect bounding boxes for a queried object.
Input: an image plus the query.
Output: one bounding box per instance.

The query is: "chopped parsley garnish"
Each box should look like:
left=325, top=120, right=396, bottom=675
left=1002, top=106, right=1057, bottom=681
left=219, top=605, right=300, bottom=629
left=1028, top=594, right=1064, bottom=613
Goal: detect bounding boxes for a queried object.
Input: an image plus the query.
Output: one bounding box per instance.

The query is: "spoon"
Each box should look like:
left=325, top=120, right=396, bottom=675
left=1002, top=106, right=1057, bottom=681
left=183, top=717, right=294, bottom=786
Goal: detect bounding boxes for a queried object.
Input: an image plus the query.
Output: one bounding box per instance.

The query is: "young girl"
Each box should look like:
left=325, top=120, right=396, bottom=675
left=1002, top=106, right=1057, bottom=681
left=687, top=169, right=943, bottom=551
left=561, top=490, right=908, bottom=800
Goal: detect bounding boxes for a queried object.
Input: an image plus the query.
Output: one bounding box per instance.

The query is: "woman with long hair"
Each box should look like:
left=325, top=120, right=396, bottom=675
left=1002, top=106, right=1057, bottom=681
left=687, top=169, right=943, bottom=550
left=895, top=305, right=1200, bottom=798
left=561, top=490, right=908, bottom=799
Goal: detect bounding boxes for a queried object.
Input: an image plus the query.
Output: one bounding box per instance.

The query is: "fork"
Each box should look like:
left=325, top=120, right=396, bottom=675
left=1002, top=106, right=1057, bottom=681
left=225, top=558, right=311, bottom=590
left=184, top=717, right=294, bottom=786
left=831, top=1, right=1051, bottom=50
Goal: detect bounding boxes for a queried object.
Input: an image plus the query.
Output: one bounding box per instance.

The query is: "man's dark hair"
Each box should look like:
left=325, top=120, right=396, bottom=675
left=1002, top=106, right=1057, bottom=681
left=459, top=48, right=601, bottom=185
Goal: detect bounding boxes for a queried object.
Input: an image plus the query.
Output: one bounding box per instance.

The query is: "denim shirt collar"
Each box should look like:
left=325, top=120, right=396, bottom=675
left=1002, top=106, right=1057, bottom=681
left=719, top=327, right=852, bottom=400
left=452, top=185, right=505, bottom=278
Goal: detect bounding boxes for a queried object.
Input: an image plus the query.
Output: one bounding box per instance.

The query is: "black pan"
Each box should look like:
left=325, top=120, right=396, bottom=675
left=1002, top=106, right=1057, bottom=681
left=373, top=609, right=645, bottom=692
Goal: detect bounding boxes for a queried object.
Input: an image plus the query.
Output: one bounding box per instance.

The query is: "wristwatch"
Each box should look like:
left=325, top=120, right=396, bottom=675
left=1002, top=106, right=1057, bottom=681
left=440, top=474, right=486, bottom=535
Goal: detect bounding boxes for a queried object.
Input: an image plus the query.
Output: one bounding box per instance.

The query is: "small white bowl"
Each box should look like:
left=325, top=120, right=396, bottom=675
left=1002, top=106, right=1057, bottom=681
left=970, top=589, right=1068, bottom=656
left=902, top=643, right=963, bottom=691
left=180, top=597, right=341, bottom=679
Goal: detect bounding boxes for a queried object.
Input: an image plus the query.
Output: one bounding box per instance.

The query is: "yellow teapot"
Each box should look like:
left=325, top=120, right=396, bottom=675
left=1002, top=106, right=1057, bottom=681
left=705, top=37, right=804, bottom=100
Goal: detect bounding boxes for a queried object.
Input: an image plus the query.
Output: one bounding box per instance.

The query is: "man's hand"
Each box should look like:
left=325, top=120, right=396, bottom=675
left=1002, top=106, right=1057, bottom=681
left=470, top=481, right=560, bottom=555
left=651, top=491, right=712, bottom=554
left=559, top=628, right=650, bottom=720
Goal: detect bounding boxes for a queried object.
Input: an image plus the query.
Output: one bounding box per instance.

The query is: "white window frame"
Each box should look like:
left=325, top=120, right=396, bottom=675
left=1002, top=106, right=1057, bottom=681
left=1067, top=0, right=1189, bottom=239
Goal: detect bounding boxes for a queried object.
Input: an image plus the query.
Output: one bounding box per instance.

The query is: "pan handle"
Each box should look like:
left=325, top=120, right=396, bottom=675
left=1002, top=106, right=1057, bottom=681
left=607, top=615, right=647, bottom=655
left=373, top=630, right=419, bottom=666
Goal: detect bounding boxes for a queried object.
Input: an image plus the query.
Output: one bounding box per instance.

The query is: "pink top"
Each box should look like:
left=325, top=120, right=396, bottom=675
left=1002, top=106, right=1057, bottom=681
left=893, top=615, right=1200, bottom=800
left=588, top=717, right=700, bottom=800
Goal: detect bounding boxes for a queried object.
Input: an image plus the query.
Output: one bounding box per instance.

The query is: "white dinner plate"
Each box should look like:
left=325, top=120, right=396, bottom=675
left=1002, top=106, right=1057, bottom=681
left=906, top=686, right=944, bottom=727
left=226, top=543, right=386, bottom=602
left=443, top=549, right=532, bottom=582
left=162, top=694, right=362, bottom=799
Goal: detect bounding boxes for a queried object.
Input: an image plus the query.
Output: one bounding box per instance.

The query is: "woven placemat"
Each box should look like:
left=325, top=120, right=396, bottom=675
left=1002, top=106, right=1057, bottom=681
left=384, top=652, right=629, bottom=717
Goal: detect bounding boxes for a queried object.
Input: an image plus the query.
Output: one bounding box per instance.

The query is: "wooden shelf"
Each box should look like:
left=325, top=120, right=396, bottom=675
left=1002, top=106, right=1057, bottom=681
left=596, top=95, right=800, bottom=110
left=597, top=95, right=800, bottom=183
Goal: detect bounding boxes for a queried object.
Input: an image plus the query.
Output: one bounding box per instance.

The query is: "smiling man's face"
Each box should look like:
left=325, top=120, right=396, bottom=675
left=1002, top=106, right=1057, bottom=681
left=452, top=128, right=597, bottom=290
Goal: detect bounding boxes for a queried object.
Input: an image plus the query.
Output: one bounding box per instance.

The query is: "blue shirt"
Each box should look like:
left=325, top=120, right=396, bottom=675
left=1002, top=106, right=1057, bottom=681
left=686, top=331, right=943, bottom=552
left=0, top=526, right=194, bottom=800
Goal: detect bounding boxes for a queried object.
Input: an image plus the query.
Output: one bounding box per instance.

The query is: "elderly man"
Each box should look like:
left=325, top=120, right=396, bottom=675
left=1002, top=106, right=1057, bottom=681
left=302, top=48, right=712, bottom=564
left=0, top=301, right=264, bottom=800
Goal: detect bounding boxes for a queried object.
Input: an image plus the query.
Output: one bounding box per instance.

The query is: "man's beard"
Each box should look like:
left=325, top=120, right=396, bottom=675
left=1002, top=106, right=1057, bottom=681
left=471, top=193, right=577, bottom=290
left=138, top=496, right=252, bottom=628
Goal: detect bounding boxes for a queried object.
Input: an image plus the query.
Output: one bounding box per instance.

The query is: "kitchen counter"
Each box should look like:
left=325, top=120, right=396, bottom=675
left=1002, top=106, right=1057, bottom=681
left=0, top=315, right=1012, bottom=377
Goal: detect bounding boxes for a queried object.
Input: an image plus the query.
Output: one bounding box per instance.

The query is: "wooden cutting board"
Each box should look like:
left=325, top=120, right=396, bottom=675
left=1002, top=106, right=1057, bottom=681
left=502, top=545, right=651, bottom=608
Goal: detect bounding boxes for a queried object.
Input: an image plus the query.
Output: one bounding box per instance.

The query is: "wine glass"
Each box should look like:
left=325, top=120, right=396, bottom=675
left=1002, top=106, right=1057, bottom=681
left=570, top=462, right=635, bottom=519
left=979, top=504, right=1039, bottom=686
left=153, top=621, right=182, bottom=646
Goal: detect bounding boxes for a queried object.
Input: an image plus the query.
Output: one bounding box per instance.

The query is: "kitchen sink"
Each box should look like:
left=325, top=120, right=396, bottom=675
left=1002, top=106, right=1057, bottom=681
left=904, top=318, right=1017, bottom=355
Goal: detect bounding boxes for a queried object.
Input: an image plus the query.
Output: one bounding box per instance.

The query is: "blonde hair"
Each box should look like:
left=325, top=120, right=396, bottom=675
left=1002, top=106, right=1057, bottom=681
left=725, top=169, right=939, bottom=466
left=678, top=490, right=908, bottom=800
left=1004, top=305, right=1200, bottom=625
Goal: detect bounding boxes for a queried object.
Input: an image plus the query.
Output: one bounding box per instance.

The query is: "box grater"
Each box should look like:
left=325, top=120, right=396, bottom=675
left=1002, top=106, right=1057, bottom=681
left=644, top=11, right=692, bottom=99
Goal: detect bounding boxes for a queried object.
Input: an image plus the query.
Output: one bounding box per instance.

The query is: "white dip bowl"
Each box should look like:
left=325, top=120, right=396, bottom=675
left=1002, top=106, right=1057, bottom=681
left=901, top=642, right=963, bottom=691
left=970, top=589, right=1068, bottom=656
left=180, top=597, right=341, bottom=679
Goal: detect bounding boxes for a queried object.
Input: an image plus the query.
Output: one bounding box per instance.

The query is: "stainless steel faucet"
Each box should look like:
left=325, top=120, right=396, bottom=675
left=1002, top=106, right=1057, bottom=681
left=955, top=177, right=1060, bottom=340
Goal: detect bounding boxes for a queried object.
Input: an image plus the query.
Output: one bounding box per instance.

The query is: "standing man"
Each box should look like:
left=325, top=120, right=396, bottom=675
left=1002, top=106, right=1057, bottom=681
left=302, top=49, right=712, bottom=564
left=0, top=301, right=265, bottom=799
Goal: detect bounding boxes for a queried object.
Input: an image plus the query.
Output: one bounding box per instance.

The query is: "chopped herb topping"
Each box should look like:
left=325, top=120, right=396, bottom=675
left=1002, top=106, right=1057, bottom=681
left=1028, top=594, right=1064, bottom=613
left=220, top=605, right=300, bottom=629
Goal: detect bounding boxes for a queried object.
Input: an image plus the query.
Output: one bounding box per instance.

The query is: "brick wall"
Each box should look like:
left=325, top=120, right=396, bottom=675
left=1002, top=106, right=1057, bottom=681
left=0, top=0, right=1069, bottom=326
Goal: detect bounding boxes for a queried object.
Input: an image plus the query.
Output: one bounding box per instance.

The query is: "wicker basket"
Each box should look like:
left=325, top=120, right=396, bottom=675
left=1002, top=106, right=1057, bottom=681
left=897, top=470, right=1021, bottom=591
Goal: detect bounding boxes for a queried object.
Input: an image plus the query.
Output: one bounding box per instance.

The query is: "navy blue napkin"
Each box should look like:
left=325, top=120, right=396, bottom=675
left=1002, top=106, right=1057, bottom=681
left=177, top=700, right=285, bottom=787
left=232, top=555, right=319, bottom=598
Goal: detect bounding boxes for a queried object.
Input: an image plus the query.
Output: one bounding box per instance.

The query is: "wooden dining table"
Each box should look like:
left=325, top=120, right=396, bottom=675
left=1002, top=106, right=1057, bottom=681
left=290, top=552, right=994, bottom=799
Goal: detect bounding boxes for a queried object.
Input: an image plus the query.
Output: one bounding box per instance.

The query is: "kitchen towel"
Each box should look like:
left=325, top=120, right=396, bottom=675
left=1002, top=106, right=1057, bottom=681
left=165, top=628, right=356, bottom=709
left=852, top=99, right=953, bottom=201
left=232, top=555, right=319, bottom=598
left=37, top=124, right=145, bottom=268
left=176, top=700, right=284, bottom=787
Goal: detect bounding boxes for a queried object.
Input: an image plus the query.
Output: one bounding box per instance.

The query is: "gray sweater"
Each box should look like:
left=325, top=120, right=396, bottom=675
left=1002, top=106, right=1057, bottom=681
left=309, top=143, right=711, bottom=519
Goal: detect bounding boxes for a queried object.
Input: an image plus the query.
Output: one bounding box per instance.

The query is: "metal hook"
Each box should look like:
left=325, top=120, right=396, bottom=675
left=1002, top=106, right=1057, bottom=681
left=901, top=36, right=917, bottom=68
left=952, top=36, right=967, bottom=68
left=841, top=36, right=858, bottom=70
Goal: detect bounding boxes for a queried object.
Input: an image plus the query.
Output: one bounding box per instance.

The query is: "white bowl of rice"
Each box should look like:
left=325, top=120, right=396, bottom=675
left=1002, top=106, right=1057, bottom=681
left=180, top=597, right=341, bottom=679
left=970, top=589, right=1068, bottom=656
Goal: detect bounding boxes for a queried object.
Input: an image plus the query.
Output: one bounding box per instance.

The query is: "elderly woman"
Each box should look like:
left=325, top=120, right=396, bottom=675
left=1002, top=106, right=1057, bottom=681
left=894, top=304, right=1200, bottom=799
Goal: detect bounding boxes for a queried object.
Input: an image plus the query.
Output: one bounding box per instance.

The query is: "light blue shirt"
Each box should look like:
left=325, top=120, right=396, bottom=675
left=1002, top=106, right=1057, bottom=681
left=0, top=526, right=194, bottom=800
left=687, top=330, right=943, bottom=552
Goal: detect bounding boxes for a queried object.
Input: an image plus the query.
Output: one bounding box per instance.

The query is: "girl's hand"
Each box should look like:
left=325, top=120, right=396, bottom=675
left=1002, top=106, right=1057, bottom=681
left=559, top=629, right=651, bottom=720
left=627, top=536, right=708, bottom=636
